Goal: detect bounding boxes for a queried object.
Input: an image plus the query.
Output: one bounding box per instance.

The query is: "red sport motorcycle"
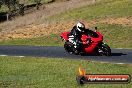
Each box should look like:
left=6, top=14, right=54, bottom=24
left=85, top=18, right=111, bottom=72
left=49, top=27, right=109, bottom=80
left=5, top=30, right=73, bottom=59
left=60, top=27, right=111, bottom=56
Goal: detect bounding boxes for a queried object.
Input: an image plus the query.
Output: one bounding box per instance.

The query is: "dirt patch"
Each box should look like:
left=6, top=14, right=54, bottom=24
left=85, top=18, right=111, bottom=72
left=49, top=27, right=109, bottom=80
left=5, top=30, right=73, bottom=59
left=0, top=20, right=92, bottom=40
left=0, top=0, right=98, bottom=40
left=0, top=0, right=95, bottom=31
left=0, top=20, right=75, bottom=40
left=92, top=17, right=132, bottom=26
left=0, top=17, right=131, bottom=40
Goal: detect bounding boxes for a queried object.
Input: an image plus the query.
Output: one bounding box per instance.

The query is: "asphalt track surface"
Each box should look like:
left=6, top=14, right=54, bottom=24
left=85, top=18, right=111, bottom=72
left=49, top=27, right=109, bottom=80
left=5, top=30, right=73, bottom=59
left=0, top=45, right=132, bottom=64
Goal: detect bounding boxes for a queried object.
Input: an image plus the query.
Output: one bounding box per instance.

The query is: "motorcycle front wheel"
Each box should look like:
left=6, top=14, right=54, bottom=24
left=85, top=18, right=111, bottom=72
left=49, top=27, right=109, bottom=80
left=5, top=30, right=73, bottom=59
left=98, top=43, right=111, bottom=56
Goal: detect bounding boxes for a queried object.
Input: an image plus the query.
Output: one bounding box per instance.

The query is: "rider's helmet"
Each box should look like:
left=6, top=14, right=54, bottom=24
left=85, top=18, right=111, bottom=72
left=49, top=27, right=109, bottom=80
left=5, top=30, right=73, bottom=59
left=76, top=22, right=85, bottom=32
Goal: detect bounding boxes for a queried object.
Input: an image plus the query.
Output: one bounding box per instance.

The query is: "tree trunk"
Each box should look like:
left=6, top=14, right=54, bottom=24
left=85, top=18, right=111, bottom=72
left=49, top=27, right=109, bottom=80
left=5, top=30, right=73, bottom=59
left=6, top=13, right=9, bottom=21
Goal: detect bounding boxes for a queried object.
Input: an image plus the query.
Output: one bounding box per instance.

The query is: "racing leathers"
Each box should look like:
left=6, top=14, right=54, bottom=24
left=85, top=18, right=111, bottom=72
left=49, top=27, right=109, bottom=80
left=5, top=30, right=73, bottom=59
left=68, top=26, right=91, bottom=52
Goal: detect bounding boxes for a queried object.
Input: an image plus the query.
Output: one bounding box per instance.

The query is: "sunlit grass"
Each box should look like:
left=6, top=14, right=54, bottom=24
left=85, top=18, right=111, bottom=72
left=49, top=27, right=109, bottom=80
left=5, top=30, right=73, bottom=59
left=0, top=56, right=132, bottom=88
left=47, top=0, right=132, bottom=21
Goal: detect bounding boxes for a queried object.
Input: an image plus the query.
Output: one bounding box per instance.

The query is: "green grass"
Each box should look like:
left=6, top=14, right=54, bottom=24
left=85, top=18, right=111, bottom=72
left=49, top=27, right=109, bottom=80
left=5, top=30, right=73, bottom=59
left=95, top=24, right=132, bottom=48
left=0, top=56, right=132, bottom=88
left=0, top=24, right=131, bottom=48
left=47, top=0, right=132, bottom=21
left=0, top=34, right=63, bottom=46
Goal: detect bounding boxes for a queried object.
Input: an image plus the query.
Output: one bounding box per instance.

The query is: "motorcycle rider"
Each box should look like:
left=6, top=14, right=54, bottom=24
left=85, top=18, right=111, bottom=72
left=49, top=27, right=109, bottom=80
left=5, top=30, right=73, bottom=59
left=68, top=21, right=91, bottom=54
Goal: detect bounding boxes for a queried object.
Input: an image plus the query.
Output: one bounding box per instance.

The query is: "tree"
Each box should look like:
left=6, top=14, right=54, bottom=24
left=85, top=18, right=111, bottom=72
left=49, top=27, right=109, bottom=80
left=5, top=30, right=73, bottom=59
left=34, top=0, right=41, bottom=10
left=1, top=0, right=19, bottom=20
left=3, top=0, right=19, bottom=12
left=19, top=4, right=24, bottom=16
left=34, top=0, right=41, bottom=3
left=0, top=0, right=4, bottom=8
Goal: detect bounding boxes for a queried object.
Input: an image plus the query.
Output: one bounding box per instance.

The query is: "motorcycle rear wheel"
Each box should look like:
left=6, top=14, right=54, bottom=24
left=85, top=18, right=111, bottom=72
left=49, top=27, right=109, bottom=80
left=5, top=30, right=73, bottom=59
left=64, top=41, right=79, bottom=55
left=64, top=41, right=74, bottom=54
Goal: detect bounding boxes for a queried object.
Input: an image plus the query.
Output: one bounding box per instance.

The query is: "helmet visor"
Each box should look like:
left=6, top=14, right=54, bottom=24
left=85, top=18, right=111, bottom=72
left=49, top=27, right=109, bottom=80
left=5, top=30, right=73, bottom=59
left=78, top=27, right=85, bottom=32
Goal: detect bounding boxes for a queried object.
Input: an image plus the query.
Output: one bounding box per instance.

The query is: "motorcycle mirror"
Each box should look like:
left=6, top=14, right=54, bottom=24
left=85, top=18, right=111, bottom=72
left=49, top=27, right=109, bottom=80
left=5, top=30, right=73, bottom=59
left=95, top=27, right=97, bottom=32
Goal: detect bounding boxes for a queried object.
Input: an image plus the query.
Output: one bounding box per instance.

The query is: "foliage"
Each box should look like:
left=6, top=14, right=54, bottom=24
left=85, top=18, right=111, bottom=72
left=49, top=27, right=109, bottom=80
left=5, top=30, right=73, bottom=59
left=0, top=0, right=19, bottom=12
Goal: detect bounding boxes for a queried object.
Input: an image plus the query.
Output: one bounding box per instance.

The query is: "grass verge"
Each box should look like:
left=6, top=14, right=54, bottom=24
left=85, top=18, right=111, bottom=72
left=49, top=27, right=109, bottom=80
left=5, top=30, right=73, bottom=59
left=0, top=34, right=63, bottom=46
left=46, top=0, right=132, bottom=21
left=0, top=24, right=131, bottom=48
left=0, top=56, right=132, bottom=88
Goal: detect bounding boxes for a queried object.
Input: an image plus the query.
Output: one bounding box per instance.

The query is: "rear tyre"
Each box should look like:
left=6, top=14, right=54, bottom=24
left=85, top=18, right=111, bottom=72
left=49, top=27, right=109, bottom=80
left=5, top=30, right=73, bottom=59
left=64, top=41, right=80, bottom=55
left=64, top=41, right=74, bottom=54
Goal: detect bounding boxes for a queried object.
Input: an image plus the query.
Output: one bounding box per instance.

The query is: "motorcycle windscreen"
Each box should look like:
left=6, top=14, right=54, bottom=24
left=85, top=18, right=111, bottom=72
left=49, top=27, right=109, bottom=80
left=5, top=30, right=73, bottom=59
left=83, top=32, right=103, bottom=53
left=60, top=32, right=70, bottom=41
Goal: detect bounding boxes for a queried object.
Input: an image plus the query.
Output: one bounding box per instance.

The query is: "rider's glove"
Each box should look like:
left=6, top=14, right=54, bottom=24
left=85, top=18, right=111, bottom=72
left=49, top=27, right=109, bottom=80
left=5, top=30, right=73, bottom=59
left=83, top=38, right=91, bottom=45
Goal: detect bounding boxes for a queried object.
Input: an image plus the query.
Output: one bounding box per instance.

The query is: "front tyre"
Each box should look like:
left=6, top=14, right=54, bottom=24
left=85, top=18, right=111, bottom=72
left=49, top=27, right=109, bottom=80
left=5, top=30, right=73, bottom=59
left=98, top=43, right=111, bottom=56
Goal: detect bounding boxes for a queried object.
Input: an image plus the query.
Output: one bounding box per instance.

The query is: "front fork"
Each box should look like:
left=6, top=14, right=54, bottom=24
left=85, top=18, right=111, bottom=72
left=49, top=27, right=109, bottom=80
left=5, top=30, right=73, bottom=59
left=97, top=42, right=110, bottom=49
left=96, top=42, right=110, bottom=54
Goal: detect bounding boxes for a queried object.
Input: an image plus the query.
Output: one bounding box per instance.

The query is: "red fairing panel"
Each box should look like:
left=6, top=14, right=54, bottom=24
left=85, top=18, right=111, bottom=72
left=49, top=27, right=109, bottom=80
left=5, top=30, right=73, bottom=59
left=82, top=32, right=103, bottom=53
left=60, top=32, right=70, bottom=41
